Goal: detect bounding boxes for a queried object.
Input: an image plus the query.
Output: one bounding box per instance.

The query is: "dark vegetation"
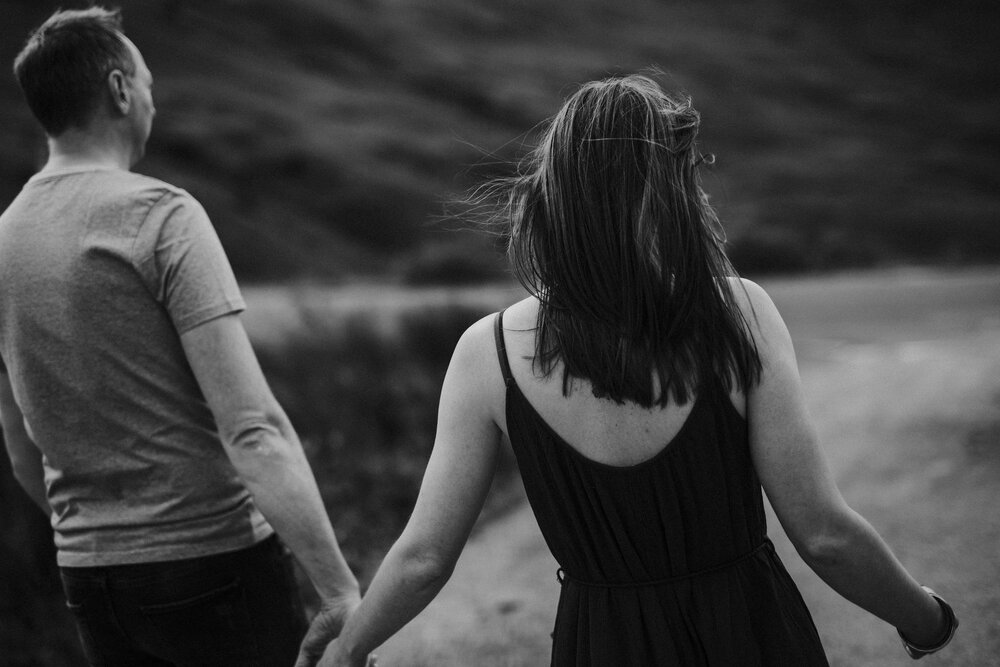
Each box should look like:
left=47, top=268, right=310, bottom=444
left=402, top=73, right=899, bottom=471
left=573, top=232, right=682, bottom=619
left=1, top=0, right=998, bottom=663
left=1, top=0, right=998, bottom=280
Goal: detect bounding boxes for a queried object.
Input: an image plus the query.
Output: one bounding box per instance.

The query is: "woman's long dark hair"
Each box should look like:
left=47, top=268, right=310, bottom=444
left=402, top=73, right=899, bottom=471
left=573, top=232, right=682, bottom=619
left=482, top=74, right=760, bottom=407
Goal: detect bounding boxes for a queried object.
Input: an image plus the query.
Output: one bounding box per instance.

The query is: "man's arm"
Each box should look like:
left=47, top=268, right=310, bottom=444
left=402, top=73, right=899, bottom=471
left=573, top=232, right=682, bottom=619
left=0, top=370, right=51, bottom=517
left=179, top=313, right=360, bottom=615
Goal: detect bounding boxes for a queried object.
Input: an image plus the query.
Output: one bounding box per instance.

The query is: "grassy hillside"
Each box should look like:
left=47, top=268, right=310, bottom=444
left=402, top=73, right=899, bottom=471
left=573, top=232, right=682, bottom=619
left=1, top=0, right=997, bottom=280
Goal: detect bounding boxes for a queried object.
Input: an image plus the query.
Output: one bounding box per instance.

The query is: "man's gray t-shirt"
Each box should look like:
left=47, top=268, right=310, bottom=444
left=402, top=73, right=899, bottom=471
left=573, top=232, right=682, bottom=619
left=0, top=167, right=272, bottom=566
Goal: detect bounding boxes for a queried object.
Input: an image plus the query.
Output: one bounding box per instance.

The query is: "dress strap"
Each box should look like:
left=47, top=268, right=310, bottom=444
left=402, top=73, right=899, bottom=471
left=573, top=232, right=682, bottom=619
left=493, top=310, right=515, bottom=387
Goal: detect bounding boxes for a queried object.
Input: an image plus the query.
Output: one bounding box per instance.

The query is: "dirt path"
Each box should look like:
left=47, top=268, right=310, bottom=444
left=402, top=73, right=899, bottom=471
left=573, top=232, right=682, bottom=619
left=375, top=268, right=1000, bottom=666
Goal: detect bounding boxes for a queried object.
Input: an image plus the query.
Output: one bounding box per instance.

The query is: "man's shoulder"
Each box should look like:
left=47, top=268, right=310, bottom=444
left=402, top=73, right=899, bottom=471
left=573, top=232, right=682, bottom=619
left=112, top=171, right=197, bottom=206
left=14, top=168, right=201, bottom=213
left=90, top=171, right=210, bottom=228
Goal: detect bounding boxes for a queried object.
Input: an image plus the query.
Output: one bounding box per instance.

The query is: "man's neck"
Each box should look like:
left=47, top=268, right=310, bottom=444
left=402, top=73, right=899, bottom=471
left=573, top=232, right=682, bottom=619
left=43, top=126, right=135, bottom=173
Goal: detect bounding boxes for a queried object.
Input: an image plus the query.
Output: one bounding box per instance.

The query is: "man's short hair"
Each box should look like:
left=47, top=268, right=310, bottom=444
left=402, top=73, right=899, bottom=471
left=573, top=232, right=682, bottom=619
left=13, top=7, right=135, bottom=137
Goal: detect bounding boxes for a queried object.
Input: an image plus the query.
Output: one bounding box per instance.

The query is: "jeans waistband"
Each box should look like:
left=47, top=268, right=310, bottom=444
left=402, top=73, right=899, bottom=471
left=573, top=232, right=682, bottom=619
left=59, top=535, right=280, bottom=583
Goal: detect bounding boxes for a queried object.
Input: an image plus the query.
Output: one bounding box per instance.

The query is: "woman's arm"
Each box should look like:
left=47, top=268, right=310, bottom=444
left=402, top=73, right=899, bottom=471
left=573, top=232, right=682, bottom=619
left=299, top=315, right=506, bottom=667
left=738, top=279, right=951, bottom=648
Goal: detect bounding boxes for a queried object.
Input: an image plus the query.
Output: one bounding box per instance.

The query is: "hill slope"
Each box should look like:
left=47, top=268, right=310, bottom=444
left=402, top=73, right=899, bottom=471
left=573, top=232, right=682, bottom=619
left=2, top=0, right=998, bottom=280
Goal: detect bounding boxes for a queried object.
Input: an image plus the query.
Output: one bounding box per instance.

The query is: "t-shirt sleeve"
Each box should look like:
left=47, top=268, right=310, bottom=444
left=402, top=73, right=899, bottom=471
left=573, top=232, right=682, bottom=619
left=133, top=190, right=245, bottom=333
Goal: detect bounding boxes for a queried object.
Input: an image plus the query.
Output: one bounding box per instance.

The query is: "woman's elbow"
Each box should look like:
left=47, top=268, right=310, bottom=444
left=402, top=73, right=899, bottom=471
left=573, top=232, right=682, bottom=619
left=793, top=510, right=859, bottom=568
left=798, top=531, right=852, bottom=568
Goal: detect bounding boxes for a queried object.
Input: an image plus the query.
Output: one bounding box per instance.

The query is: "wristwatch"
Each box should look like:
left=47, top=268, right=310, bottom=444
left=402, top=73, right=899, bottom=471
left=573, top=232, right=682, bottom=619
left=898, top=586, right=959, bottom=660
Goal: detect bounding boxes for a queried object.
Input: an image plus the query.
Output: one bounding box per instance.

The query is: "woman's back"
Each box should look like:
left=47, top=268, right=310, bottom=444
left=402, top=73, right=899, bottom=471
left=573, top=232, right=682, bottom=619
left=498, top=299, right=736, bottom=467
left=495, top=300, right=829, bottom=666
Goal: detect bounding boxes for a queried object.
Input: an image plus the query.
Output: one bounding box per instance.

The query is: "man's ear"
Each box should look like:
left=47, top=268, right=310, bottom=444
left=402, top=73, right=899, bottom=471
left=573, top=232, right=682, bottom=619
left=107, top=70, right=131, bottom=116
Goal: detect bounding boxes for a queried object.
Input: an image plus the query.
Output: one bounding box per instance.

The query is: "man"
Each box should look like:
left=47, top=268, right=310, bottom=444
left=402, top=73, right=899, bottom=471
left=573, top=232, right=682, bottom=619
left=0, top=8, right=360, bottom=665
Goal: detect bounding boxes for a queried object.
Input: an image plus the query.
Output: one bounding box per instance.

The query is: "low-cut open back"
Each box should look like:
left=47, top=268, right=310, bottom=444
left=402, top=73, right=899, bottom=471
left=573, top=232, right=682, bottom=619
left=494, top=310, right=829, bottom=666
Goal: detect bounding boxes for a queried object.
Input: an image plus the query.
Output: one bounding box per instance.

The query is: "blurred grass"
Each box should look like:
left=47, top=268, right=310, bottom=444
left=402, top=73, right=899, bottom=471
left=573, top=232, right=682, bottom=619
left=1, top=0, right=998, bottom=280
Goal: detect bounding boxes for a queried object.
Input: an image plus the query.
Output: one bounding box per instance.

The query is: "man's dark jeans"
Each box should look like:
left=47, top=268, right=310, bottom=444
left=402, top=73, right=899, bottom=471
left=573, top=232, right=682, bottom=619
left=59, top=535, right=308, bottom=666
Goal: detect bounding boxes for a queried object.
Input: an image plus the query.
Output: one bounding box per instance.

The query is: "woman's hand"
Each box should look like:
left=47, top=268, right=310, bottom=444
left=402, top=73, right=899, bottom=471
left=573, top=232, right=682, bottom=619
left=294, top=593, right=362, bottom=667
left=316, top=639, right=377, bottom=667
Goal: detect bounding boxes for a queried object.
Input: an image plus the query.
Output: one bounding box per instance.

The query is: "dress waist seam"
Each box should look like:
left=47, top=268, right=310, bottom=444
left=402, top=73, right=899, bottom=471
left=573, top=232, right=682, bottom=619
left=557, top=538, right=773, bottom=589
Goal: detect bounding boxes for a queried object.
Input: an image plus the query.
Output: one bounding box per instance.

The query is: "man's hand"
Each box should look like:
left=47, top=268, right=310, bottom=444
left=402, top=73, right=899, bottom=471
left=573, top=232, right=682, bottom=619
left=295, top=594, right=363, bottom=667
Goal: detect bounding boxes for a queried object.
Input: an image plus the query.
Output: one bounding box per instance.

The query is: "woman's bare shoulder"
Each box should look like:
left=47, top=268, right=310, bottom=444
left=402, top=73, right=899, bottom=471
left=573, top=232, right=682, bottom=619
left=450, top=296, right=538, bottom=372
left=442, top=296, right=539, bottom=428
left=500, top=295, right=540, bottom=329
left=726, top=276, right=771, bottom=308
left=725, top=278, right=789, bottom=344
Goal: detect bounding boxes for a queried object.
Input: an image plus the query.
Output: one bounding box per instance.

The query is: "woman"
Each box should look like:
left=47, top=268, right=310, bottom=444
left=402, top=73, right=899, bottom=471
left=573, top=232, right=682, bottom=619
left=298, top=75, right=958, bottom=666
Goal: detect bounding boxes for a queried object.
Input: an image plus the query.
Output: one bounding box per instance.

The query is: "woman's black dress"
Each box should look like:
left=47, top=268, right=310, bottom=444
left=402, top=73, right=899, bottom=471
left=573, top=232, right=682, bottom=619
left=494, top=312, right=829, bottom=666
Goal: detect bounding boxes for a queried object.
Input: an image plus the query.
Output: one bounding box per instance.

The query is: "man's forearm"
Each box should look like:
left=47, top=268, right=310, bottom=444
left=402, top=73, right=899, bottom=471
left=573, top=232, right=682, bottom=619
left=226, top=421, right=359, bottom=602
left=177, top=316, right=360, bottom=604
